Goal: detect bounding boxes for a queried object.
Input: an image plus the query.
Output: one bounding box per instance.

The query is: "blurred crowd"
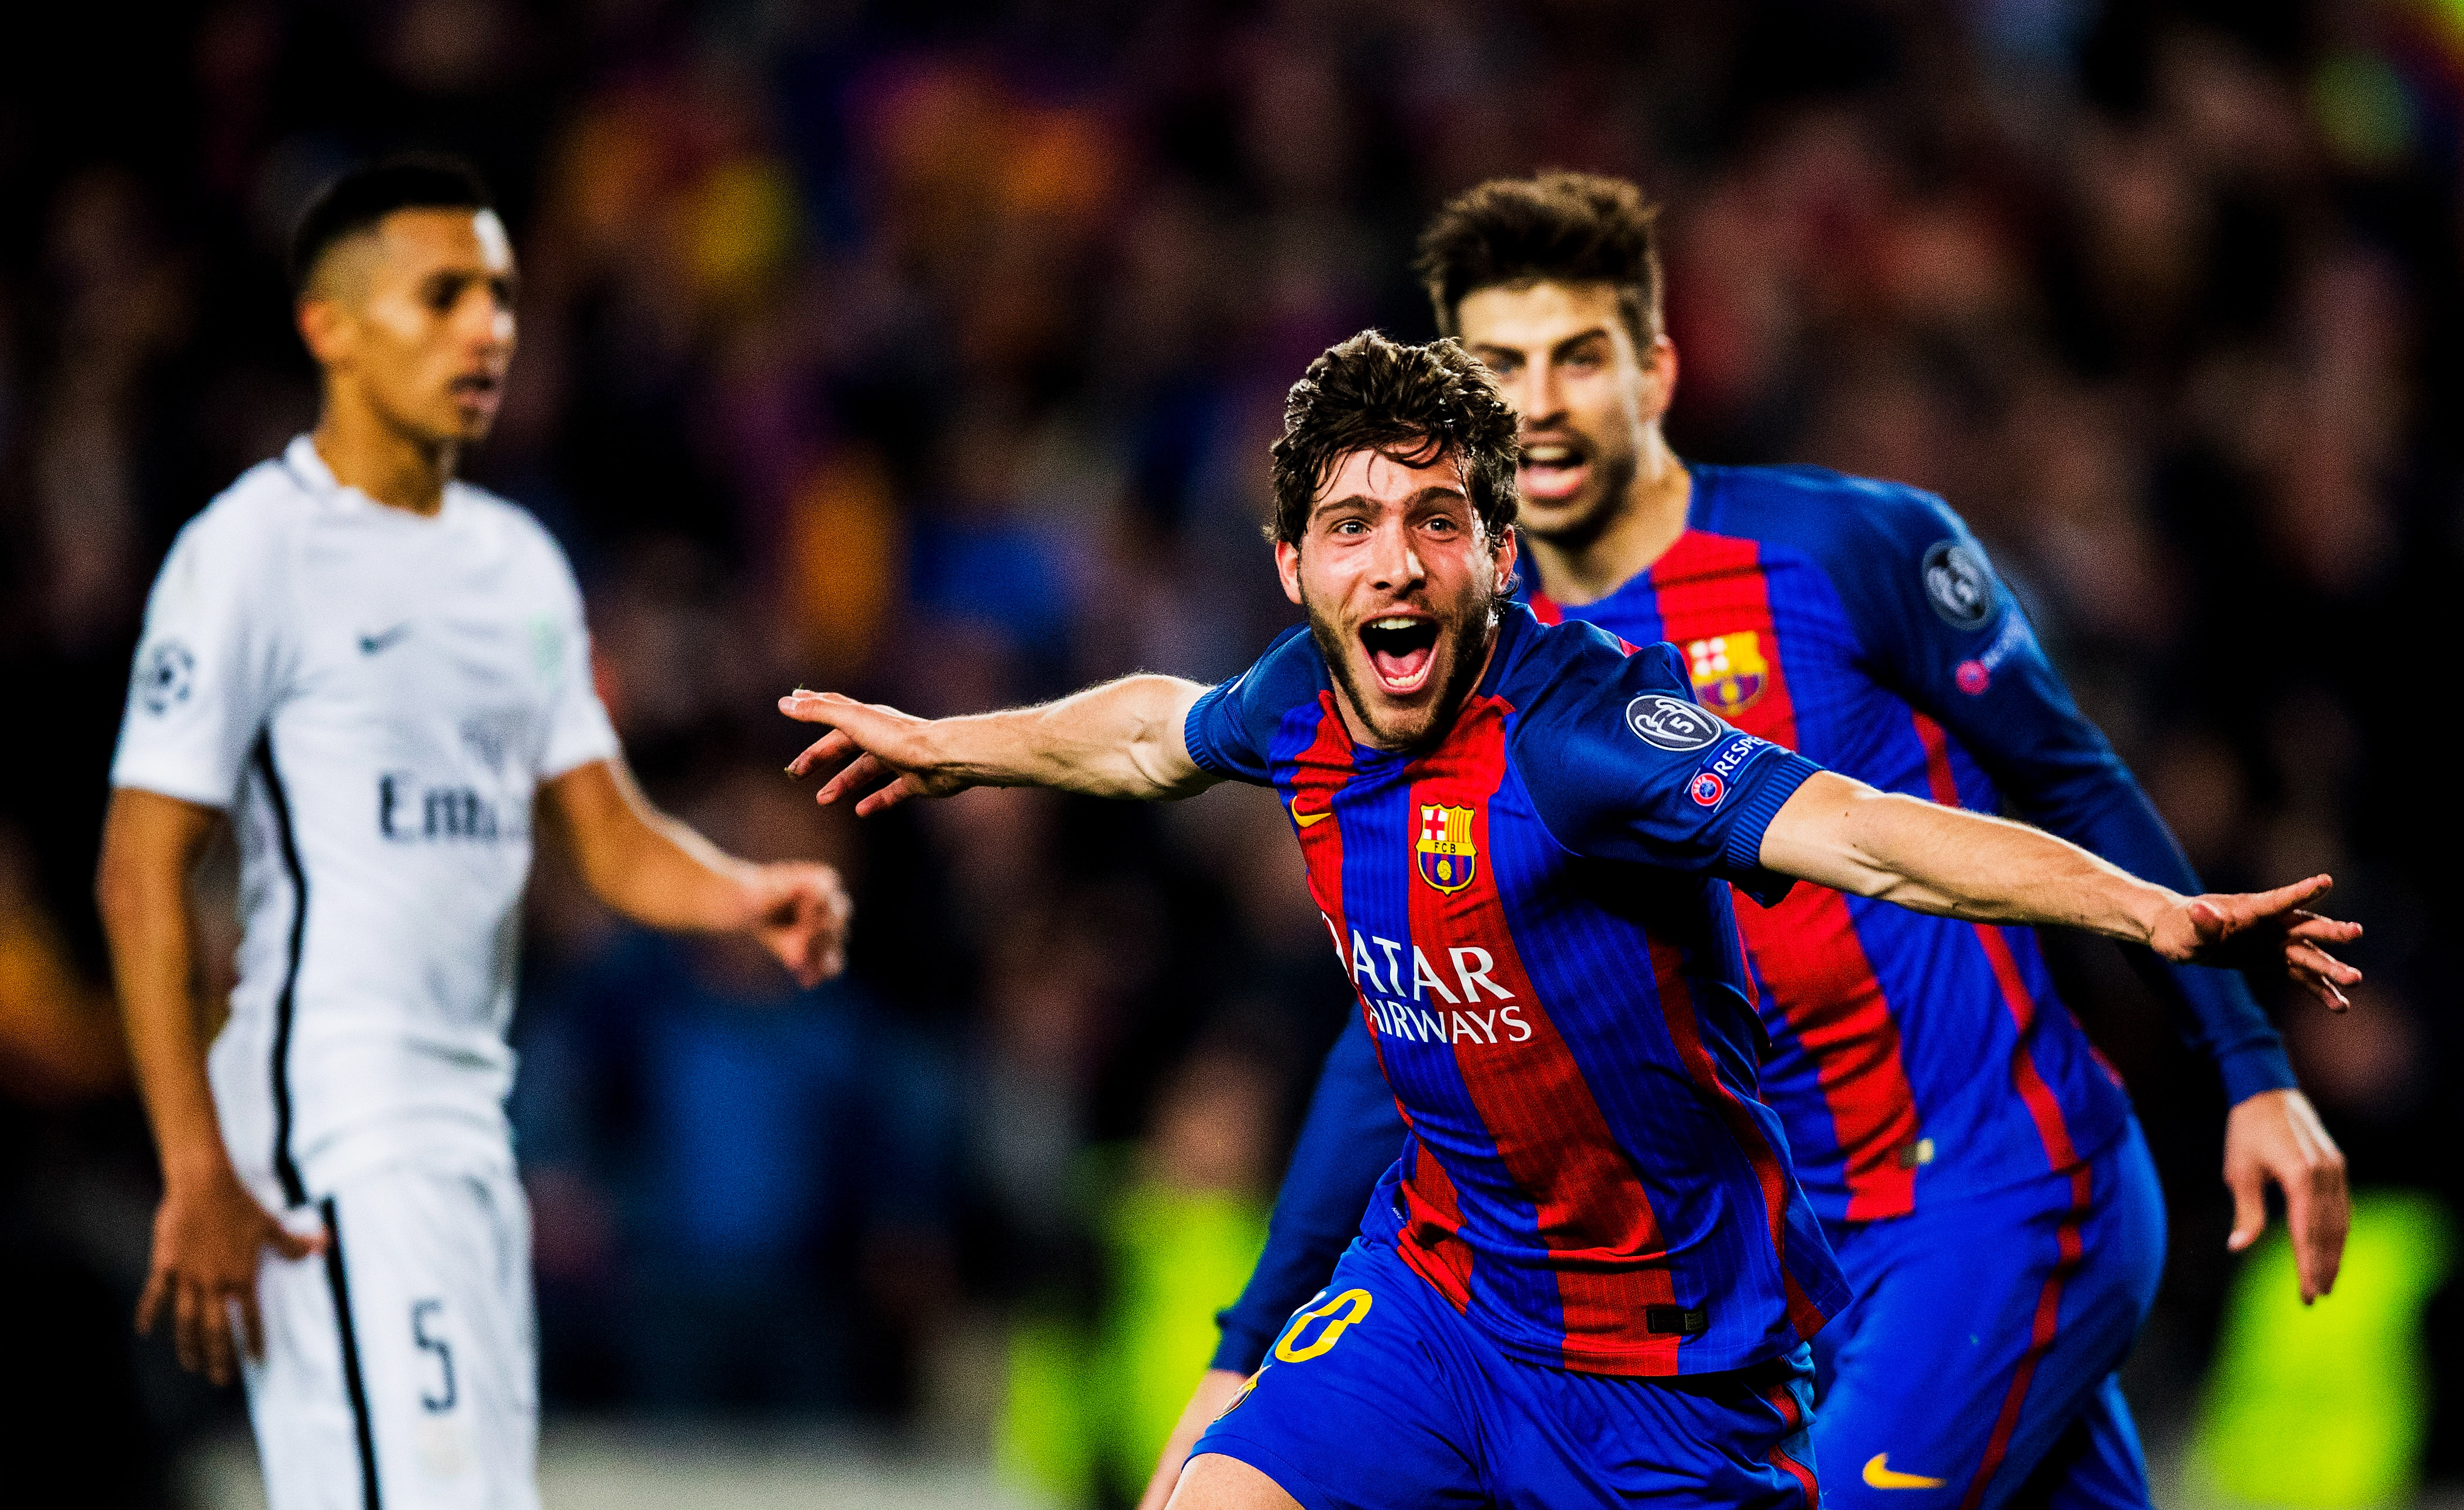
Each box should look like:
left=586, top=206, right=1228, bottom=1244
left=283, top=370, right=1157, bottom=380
left=3, top=1, right=2460, bottom=1505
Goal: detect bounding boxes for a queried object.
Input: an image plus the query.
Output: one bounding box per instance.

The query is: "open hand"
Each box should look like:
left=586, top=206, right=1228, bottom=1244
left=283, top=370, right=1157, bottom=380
left=748, top=860, right=851, bottom=987
left=2223, top=1087, right=2348, bottom=1304
left=780, top=691, right=976, bottom=816
left=136, top=1163, right=323, bottom=1385
left=2149, top=873, right=2363, bottom=1011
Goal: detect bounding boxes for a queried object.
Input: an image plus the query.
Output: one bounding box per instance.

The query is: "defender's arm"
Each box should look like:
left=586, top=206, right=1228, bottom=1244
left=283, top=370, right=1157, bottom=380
left=97, top=786, right=320, bottom=1385
left=537, top=758, right=849, bottom=986
left=780, top=675, right=1219, bottom=814
left=1759, top=771, right=2362, bottom=1006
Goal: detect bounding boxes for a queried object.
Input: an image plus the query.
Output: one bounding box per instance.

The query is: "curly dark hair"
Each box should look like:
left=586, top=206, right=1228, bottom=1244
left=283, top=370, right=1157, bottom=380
left=1267, top=330, right=1520, bottom=548
left=1412, top=171, right=1664, bottom=350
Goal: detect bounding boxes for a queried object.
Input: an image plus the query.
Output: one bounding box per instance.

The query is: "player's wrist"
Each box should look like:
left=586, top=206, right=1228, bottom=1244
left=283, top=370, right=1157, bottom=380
left=2121, top=881, right=2182, bottom=948
left=160, top=1141, right=244, bottom=1195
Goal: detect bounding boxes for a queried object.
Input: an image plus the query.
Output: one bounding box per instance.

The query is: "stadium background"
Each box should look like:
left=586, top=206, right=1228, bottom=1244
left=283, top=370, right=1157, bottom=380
left=0, top=0, right=2457, bottom=1504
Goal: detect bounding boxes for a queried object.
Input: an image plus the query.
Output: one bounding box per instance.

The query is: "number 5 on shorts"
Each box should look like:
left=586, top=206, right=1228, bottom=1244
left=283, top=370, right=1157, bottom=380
left=1273, top=1288, right=1374, bottom=1363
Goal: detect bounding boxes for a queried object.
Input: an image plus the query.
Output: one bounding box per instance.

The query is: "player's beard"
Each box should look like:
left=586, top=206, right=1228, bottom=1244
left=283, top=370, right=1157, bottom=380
left=1305, top=578, right=1501, bottom=754
left=1518, top=437, right=1638, bottom=554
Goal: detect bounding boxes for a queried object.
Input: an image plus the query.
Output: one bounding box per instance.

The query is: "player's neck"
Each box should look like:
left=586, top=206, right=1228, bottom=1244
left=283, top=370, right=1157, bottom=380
left=312, top=401, right=459, bottom=518
left=1523, top=434, right=1690, bottom=607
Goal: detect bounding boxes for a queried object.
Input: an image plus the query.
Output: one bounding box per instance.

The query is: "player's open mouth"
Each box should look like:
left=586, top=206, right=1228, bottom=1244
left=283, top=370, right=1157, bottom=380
left=1519, top=437, right=1588, bottom=503
left=451, top=373, right=503, bottom=408
left=1361, top=615, right=1440, bottom=693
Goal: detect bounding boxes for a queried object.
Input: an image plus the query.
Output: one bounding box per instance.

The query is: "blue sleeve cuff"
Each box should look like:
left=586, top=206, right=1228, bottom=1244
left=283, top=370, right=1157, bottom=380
left=1211, top=1309, right=1283, bottom=1374
left=1183, top=688, right=1233, bottom=779
left=1718, top=749, right=1822, bottom=903
left=2216, top=1039, right=2300, bottom=1106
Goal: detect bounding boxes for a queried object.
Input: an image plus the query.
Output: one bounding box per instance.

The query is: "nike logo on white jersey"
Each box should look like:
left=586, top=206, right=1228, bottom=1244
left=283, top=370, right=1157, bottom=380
left=358, top=624, right=412, bottom=655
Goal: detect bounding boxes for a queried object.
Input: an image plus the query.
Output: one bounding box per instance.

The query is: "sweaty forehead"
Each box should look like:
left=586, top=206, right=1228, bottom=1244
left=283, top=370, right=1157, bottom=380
left=1318, top=445, right=1470, bottom=506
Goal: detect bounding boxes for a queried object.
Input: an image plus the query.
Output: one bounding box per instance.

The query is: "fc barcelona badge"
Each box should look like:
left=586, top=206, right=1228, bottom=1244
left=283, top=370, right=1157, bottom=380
left=1416, top=804, right=1478, bottom=894
left=1685, top=631, right=1768, bottom=718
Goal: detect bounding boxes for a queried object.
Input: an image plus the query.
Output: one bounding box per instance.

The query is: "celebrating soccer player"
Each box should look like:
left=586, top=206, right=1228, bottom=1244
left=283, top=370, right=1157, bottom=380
left=1138, top=173, right=2359, bottom=1510
left=781, top=330, right=2356, bottom=1510
left=96, top=156, right=849, bottom=1509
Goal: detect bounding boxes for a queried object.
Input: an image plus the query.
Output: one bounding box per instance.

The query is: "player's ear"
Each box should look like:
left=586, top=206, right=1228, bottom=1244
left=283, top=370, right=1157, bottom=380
left=1276, top=537, right=1304, bottom=606
left=296, top=296, right=352, bottom=369
left=1491, top=520, right=1519, bottom=593
left=1639, top=334, right=1678, bottom=422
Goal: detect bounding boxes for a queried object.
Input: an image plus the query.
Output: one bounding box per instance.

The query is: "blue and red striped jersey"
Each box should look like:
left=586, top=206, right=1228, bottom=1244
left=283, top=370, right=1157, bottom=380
left=1529, top=463, right=2290, bottom=1221
left=1207, top=462, right=2295, bottom=1376
left=1184, top=604, right=1851, bottom=1376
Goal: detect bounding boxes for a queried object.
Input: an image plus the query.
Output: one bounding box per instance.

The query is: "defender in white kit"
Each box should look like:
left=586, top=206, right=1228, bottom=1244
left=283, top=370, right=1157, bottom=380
left=95, top=156, right=851, bottom=1509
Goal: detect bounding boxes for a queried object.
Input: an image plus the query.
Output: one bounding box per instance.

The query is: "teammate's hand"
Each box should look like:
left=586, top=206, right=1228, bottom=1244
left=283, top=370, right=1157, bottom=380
left=2148, top=874, right=2363, bottom=1011
left=1139, top=1368, right=1253, bottom=1510
left=2223, top=1087, right=2348, bottom=1305
left=779, top=691, right=978, bottom=816
left=136, top=1161, right=323, bottom=1386
left=747, top=859, right=851, bottom=987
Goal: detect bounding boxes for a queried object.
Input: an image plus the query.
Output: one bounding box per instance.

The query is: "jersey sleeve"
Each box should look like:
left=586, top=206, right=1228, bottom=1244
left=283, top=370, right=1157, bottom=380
left=109, top=503, right=298, bottom=808
left=1182, top=624, right=1319, bottom=786
left=1513, top=636, right=1820, bottom=903
left=1839, top=490, right=2297, bottom=1105
left=533, top=531, right=621, bottom=780
left=1211, top=1011, right=1408, bottom=1373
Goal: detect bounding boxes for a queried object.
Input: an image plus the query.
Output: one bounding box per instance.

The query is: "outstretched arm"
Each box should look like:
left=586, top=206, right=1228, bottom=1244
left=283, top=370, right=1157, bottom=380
left=538, top=758, right=850, bottom=986
left=1759, top=772, right=2362, bottom=1009
left=1835, top=493, right=2352, bottom=1302
left=779, top=675, right=1219, bottom=814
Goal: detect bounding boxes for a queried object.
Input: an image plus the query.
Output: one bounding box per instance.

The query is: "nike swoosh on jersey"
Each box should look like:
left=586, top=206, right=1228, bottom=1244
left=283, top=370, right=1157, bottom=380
left=1863, top=1455, right=1947, bottom=1490
left=358, top=624, right=412, bottom=655
left=1290, top=801, right=1332, bottom=828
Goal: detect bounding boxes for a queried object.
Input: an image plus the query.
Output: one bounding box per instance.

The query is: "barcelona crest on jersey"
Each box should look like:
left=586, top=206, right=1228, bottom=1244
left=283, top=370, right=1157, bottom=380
left=1686, top=631, right=1769, bottom=717
left=1416, top=803, right=1478, bottom=894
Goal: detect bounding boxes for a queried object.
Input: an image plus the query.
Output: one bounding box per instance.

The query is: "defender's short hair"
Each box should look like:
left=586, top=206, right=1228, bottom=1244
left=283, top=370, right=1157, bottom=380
left=1413, top=171, right=1664, bottom=350
left=288, top=154, right=495, bottom=295
left=1268, top=331, right=1520, bottom=549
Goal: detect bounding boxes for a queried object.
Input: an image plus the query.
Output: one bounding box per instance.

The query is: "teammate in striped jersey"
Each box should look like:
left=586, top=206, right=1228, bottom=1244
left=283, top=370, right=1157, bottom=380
left=96, top=156, right=849, bottom=1510
left=781, top=330, right=2358, bottom=1510
left=1147, top=174, right=2356, bottom=1510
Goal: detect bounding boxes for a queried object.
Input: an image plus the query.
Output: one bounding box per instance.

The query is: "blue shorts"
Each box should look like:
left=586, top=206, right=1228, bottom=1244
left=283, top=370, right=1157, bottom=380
left=1192, top=1237, right=1820, bottom=1510
left=1813, top=1118, right=2166, bottom=1510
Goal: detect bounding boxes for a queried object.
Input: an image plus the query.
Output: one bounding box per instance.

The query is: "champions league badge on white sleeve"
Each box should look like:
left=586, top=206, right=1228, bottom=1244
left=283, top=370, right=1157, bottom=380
left=1625, top=694, right=1725, bottom=752
left=139, top=640, right=195, bottom=714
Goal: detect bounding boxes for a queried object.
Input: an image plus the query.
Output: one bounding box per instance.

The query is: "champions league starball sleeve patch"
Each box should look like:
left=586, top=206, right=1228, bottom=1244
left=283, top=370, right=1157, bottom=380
left=1624, top=693, right=1726, bottom=752
left=1920, top=539, right=2001, bottom=631
left=138, top=640, right=196, bottom=714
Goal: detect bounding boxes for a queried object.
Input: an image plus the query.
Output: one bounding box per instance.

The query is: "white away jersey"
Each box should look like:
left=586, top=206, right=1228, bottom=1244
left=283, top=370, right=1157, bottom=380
left=112, top=436, right=620, bottom=1205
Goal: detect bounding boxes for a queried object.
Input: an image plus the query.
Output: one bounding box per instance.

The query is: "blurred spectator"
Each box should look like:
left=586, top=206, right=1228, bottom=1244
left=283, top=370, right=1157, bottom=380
left=998, top=1041, right=1275, bottom=1507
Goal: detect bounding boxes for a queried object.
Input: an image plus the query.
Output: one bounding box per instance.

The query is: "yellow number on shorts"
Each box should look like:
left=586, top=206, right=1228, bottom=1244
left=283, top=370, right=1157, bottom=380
left=1272, top=1288, right=1374, bottom=1363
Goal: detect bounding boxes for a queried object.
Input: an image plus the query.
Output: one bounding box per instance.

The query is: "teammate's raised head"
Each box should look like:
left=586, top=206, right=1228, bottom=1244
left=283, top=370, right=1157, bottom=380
left=1269, top=330, right=1519, bottom=550
left=1415, top=174, right=1676, bottom=553
left=289, top=154, right=516, bottom=456
left=1270, top=331, right=1522, bottom=752
left=1415, top=171, right=1663, bottom=350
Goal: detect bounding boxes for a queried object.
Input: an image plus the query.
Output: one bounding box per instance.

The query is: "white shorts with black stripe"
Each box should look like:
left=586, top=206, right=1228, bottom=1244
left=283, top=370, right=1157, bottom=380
left=243, top=1160, right=539, bottom=1510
